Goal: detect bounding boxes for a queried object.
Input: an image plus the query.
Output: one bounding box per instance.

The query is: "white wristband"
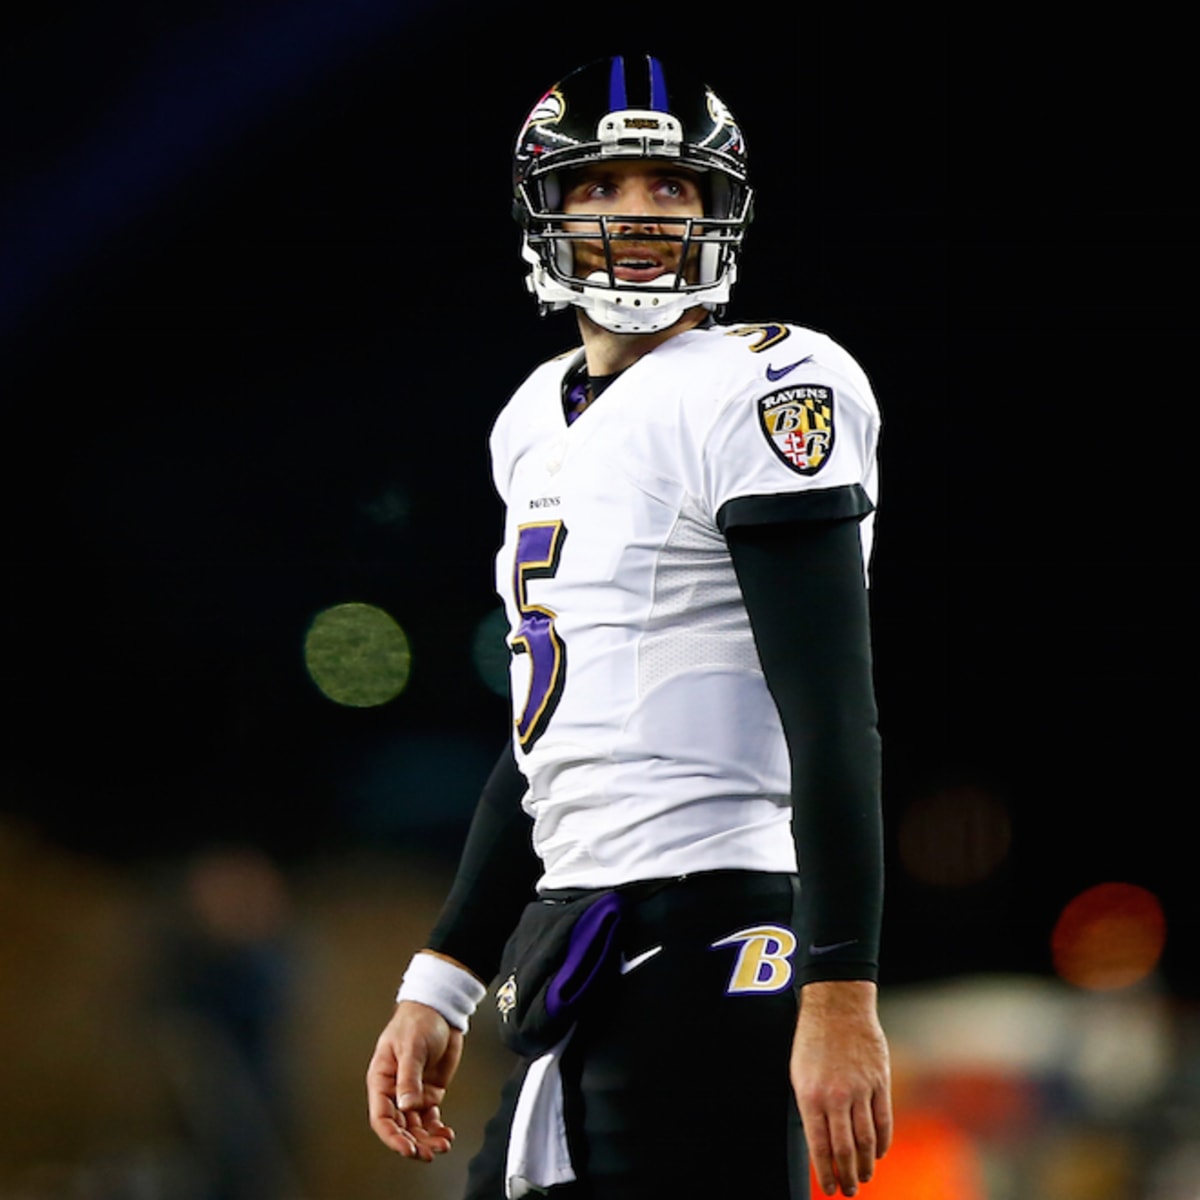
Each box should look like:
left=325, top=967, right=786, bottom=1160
left=395, top=952, right=487, bottom=1033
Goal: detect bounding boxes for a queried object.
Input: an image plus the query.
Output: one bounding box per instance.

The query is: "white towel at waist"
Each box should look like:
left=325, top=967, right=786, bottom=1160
left=505, top=1027, right=577, bottom=1199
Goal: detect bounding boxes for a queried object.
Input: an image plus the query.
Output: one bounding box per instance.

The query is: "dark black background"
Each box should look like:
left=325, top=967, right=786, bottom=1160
left=3, top=7, right=1193, bottom=994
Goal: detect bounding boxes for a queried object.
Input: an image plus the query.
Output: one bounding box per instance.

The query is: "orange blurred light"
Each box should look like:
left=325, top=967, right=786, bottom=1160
left=1051, top=882, right=1166, bottom=990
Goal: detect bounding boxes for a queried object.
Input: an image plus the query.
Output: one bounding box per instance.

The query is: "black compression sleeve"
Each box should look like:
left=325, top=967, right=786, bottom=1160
left=426, top=742, right=541, bottom=983
left=727, top=518, right=883, bottom=985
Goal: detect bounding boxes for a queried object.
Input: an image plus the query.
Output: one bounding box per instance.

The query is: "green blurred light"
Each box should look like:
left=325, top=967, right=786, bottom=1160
left=471, top=607, right=510, bottom=698
left=304, top=602, right=411, bottom=707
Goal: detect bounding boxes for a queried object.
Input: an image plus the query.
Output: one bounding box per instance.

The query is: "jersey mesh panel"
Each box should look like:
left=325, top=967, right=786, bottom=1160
left=638, top=495, right=762, bottom=697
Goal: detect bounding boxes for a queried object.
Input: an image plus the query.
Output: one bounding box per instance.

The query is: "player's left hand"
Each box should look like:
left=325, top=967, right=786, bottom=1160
left=791, top=979, right=893, bottom=1197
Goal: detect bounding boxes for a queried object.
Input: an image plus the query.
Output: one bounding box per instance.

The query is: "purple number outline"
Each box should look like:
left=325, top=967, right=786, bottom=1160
left=511, top=520, right=568, bottom=751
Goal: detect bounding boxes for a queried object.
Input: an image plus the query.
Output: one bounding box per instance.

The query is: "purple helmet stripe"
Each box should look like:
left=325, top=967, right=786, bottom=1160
left=608, top=56, right=628, bottom=111
left=648, top=55, right=669, bottom=111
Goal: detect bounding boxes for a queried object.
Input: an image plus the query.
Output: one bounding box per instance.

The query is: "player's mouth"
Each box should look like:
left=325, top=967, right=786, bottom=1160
left=574, top=236, right=690, bottom=283
left=609, top=242, right=686, bottom=282
left=612, top=259, right=665, bottom=282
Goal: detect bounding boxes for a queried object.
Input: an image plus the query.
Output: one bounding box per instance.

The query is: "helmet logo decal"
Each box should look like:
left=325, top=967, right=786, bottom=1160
left=758, top=385, right=835, bottom=476
left=522, top=88, right=565, bottom=133
left=706, top=90, right=734, bottom=126
left=704, top=89, right=745, bottom=157
left=517, top=89, right=569, bottom=171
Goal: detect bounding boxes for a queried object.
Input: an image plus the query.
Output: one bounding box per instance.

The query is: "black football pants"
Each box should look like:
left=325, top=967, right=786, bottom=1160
left=464, top=870, right=808, bottom=1200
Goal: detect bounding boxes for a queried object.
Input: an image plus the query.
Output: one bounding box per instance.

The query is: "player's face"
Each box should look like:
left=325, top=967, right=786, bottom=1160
left=560, top=160, right=705, bottom=283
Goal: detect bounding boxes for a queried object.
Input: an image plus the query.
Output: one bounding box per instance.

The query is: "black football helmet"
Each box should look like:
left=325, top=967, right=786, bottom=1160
left=513, top=54, right=753, bottom=333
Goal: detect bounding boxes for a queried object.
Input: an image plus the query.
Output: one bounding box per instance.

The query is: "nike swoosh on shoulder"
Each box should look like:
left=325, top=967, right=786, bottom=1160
left=765, top=356, right=813, bottom=382
left=619, top=945, right=664, bottom=975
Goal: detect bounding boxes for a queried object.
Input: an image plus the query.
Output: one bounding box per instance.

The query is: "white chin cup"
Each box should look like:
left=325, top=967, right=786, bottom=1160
left=579, top=271, right=695, bottom=334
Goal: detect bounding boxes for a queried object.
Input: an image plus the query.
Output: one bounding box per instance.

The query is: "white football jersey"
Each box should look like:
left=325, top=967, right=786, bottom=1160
left=490, top=322, right=881, bottom=891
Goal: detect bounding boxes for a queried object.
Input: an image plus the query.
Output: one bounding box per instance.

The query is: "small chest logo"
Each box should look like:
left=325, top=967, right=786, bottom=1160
left=758, top=385, right=834, bottom=475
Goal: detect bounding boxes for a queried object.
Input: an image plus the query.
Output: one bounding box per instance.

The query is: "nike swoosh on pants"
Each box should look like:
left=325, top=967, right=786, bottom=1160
left=619, top=945, right=664, bottom=975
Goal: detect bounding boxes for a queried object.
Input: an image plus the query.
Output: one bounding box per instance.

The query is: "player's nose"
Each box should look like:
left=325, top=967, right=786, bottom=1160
left=612, top=183, right=661, bottom=231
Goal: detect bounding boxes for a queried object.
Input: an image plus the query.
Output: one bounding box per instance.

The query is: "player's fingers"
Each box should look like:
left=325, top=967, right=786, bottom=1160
left=804, top=1114, right=839, bottom=1197
left=394, top=1059, right=427, bottom=1112
left=872, top=1085, right=894, bottom=1159
left=395, top=1101, right=454, bottom=1157
left=367, top=1097, right=423, bottom=1157
left=374, top=1032, right=436, bottom=1113
left=367, top=1047, right=439, bottom=1160
left=392, top=1110, right=449, bottom=1162
left=420, top=1104, right=456, bottom=1142
left=827, top=1105, right=862, bottom=1197
left=401, top=1105, right=455, bottom=1156
left=366, top=1056, right=404, bottom=1141
left=851, top=1097, right=879, bottom=1186
left=392, top=1126, right=425, bottom=1159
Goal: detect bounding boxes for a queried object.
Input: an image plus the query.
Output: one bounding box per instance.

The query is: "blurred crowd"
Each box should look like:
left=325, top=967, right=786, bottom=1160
left=2, top=821, right=1196, bottom=1200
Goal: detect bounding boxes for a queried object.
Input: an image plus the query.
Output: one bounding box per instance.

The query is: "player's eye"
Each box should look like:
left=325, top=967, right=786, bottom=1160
left=654, top=176, right=699, bottom=204
left=564, top=180, right=615, bottom=206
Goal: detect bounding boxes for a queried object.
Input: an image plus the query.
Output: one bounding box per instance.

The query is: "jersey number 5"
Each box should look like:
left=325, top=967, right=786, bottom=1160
left=511, top=521, right=567, bottom=751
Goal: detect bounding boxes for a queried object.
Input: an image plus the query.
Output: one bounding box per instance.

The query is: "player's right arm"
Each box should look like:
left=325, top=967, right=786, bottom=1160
left=366, top=743, right=541, bottom=1158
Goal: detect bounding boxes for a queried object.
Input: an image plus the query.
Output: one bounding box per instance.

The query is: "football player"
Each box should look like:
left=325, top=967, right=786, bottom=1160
left=367, top=53, right=891, bottom=1199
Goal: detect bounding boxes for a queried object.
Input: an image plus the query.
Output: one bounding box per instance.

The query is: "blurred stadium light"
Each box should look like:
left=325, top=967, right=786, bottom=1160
left=304, top=602, right=412, bottom=707
left=1052, top=882, right=1168, bottom=993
